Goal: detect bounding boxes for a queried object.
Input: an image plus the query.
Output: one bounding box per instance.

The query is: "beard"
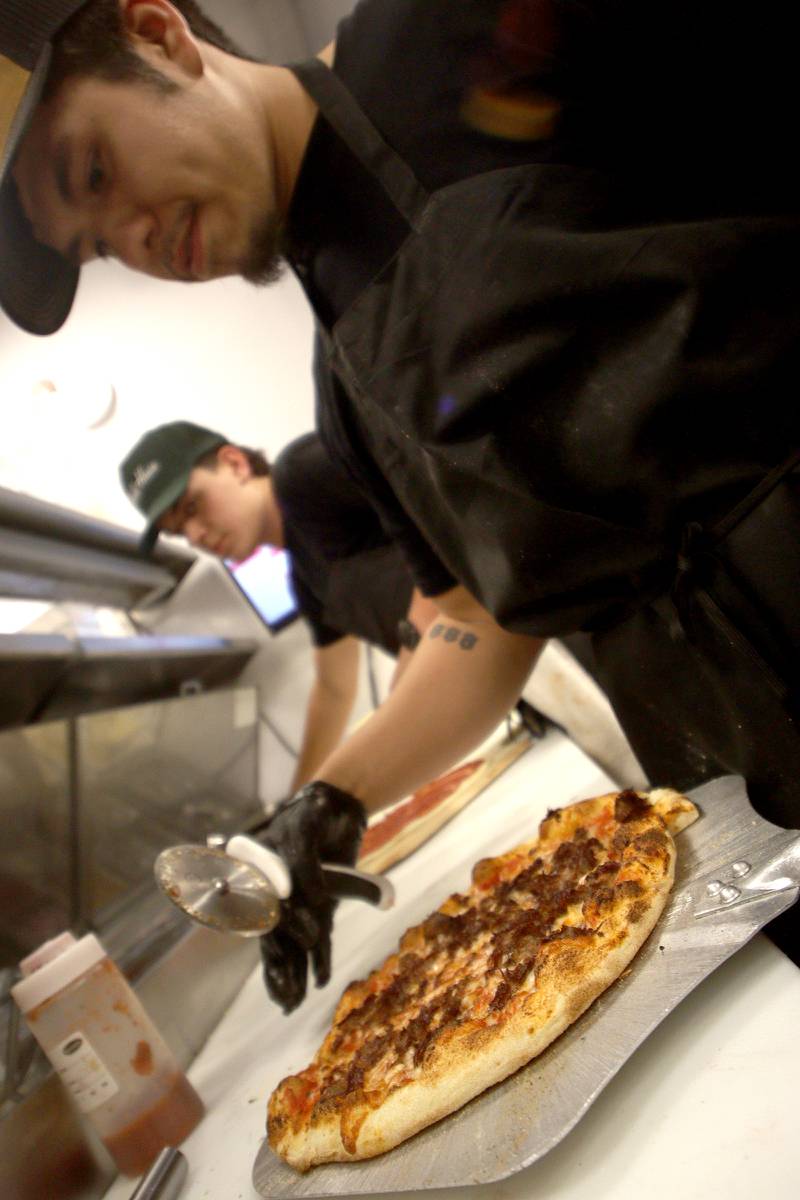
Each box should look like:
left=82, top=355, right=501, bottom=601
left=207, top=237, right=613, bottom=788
left=240, top=211, right=287, bottom=286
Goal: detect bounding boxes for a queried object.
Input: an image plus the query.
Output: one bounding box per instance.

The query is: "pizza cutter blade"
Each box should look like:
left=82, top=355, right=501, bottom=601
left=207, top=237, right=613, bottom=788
left=155, top=845, right=283, bottom=937
left=154, top=836, right=395, bottom=938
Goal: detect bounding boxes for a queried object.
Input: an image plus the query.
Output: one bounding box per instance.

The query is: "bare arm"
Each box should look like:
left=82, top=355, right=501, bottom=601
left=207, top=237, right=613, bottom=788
left=290, top=636, right=361, bottom=791
left=390, top=588, right=441, bottom=690
left=313, top=586, right=545, bottom=812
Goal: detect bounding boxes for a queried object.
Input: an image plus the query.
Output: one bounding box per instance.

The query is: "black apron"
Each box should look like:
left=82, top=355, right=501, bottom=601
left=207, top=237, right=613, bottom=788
left=290, top=59, right=800, bottom=829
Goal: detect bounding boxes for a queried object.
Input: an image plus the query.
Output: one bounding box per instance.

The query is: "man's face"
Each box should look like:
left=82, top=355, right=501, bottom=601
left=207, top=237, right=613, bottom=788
left=160, top=460, right=265, bottom=562
left=12, top=64, right=284, bottom=285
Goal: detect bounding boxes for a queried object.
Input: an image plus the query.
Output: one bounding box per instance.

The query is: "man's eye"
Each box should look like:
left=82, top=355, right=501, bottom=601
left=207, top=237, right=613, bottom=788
left=184, top=500, right=198, bottom=518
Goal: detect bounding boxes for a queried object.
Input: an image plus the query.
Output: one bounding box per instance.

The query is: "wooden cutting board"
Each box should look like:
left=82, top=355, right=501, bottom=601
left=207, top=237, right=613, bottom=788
left=357, top=719, right=534, bottom=874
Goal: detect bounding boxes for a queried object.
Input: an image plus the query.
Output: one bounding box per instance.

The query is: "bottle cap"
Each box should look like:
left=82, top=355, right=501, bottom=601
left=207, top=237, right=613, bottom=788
left=11, top=932, right=107, bottom=1015
left=19, top=931, right=77, bottom=976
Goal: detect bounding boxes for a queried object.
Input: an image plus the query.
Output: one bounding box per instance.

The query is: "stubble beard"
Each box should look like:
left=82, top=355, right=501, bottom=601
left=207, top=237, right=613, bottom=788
left=240, top=211, right=287, bottom=286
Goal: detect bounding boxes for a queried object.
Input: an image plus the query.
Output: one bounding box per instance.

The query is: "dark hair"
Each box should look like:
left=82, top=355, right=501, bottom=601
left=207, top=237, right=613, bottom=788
left=45, top=0, right=254, bottom=100
left=196, top=444, right=271, bottom=477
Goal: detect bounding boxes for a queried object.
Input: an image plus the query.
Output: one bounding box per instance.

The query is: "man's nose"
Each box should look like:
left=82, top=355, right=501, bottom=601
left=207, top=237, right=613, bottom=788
left=104, top=206, right=158, bottom=271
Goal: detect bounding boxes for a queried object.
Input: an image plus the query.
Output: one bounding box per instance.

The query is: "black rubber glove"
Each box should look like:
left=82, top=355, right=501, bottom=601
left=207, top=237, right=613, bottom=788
left=257, top=781, right=367, bottom=1014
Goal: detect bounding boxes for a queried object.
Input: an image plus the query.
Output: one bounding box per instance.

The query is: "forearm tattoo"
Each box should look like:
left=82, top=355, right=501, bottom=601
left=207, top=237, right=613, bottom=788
left=427, top=622, right=478, bottom=651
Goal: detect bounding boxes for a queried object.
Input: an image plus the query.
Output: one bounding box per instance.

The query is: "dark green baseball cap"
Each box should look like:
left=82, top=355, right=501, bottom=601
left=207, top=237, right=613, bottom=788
left=120, top=421, right=227, bottom=553
left=1, top=0, right=91, bottom=334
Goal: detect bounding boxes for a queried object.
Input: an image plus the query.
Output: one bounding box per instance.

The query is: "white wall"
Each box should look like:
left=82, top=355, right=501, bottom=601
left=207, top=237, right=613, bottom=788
left=293, top=0, right=358, bottom=48
left=199, top=0, right=356, bottom=62
left=201, top=0, right=356, bottom=61
left=202, top=0, right=308, bottom=63
left=0, top=258, right=317, bottom=530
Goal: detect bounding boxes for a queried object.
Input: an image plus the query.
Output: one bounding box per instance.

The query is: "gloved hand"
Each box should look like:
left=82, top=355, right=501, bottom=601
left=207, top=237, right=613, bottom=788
left=257, top=781, right=367, bottom=1014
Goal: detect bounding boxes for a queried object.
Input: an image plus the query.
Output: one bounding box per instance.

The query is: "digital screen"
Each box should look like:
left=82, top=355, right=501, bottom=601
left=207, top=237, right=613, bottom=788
left=225, top=545, right=299, bottom=633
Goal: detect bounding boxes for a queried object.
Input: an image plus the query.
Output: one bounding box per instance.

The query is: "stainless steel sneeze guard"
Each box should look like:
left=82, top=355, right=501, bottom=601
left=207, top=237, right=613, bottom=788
left=253, top=775, right=800, bottom=1198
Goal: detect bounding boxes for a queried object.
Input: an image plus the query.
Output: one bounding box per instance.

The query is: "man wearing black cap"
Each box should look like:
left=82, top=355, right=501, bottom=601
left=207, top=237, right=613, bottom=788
left=120, top=417, right=439, bottom=790
left=1, top=2, right=799, bottom=1013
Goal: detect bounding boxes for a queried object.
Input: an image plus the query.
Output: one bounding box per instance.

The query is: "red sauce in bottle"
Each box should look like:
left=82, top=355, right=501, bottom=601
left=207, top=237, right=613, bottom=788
left=101, top=1074, right=205, bottom=1177
left=130, top=1040, right=154, bottom=1076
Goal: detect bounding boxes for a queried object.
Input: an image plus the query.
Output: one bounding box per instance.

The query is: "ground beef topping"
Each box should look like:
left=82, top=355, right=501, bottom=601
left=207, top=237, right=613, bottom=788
left=309, top=817, right=631, bottom=1113
left=614, top=790, right=652, bottom=823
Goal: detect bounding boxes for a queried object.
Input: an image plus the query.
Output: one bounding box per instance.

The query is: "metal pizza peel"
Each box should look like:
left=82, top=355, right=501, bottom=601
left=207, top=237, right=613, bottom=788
left=252, top=774, right=800, bottom=1197
left=154, top=834, right=395, bottom=937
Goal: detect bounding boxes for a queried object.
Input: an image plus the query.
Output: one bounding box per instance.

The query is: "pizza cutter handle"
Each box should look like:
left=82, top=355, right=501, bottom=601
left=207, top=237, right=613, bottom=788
left=320, top=863, right=395, bottom=910
left=225, top=836, right=291, bottom=899
left=225, top=836, right=395, bottom=910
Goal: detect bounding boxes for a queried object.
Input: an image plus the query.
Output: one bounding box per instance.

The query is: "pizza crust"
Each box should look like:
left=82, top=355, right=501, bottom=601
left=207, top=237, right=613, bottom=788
left=269, top=788, right=696, bottom=1171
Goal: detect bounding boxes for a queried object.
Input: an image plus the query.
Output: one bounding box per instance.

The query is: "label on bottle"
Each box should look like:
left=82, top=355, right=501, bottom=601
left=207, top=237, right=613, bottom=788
left=51, top=1031, right=120, bottom=1113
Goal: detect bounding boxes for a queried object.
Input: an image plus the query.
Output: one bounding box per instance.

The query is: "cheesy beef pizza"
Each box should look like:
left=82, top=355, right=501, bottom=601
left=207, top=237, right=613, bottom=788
left=268, top=787, right=698, bottom=1171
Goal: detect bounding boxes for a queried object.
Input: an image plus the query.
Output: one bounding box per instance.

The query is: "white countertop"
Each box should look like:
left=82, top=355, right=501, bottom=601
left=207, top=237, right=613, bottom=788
left=104, top=729, right=800, bottom=1200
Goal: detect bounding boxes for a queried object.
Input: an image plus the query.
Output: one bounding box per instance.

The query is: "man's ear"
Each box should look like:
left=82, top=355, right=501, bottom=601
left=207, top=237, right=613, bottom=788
left=216, top=444, right=252, bottom=479
left=119, top=0, right=204, bottom=78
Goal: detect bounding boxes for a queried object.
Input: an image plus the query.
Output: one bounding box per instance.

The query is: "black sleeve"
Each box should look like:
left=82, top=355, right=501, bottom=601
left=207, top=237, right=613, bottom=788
left=272, top=432, right=359, bottom=648
left=287, top=557, right=346, bottom=649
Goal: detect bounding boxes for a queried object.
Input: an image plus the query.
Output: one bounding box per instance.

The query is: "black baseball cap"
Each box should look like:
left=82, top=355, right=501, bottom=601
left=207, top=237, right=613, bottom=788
left=120, top=420, right=227, bottom=553
left=0, top=0, right=92, bottom=335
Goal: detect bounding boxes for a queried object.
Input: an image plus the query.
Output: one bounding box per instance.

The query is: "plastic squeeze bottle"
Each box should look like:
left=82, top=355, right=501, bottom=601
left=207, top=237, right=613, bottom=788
left=11, top=932, right=204, bottom=1177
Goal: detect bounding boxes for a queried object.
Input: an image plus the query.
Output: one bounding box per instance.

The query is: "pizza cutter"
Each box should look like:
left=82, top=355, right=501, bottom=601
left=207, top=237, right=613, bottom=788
left=154, top=834, right=394, bottom=937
